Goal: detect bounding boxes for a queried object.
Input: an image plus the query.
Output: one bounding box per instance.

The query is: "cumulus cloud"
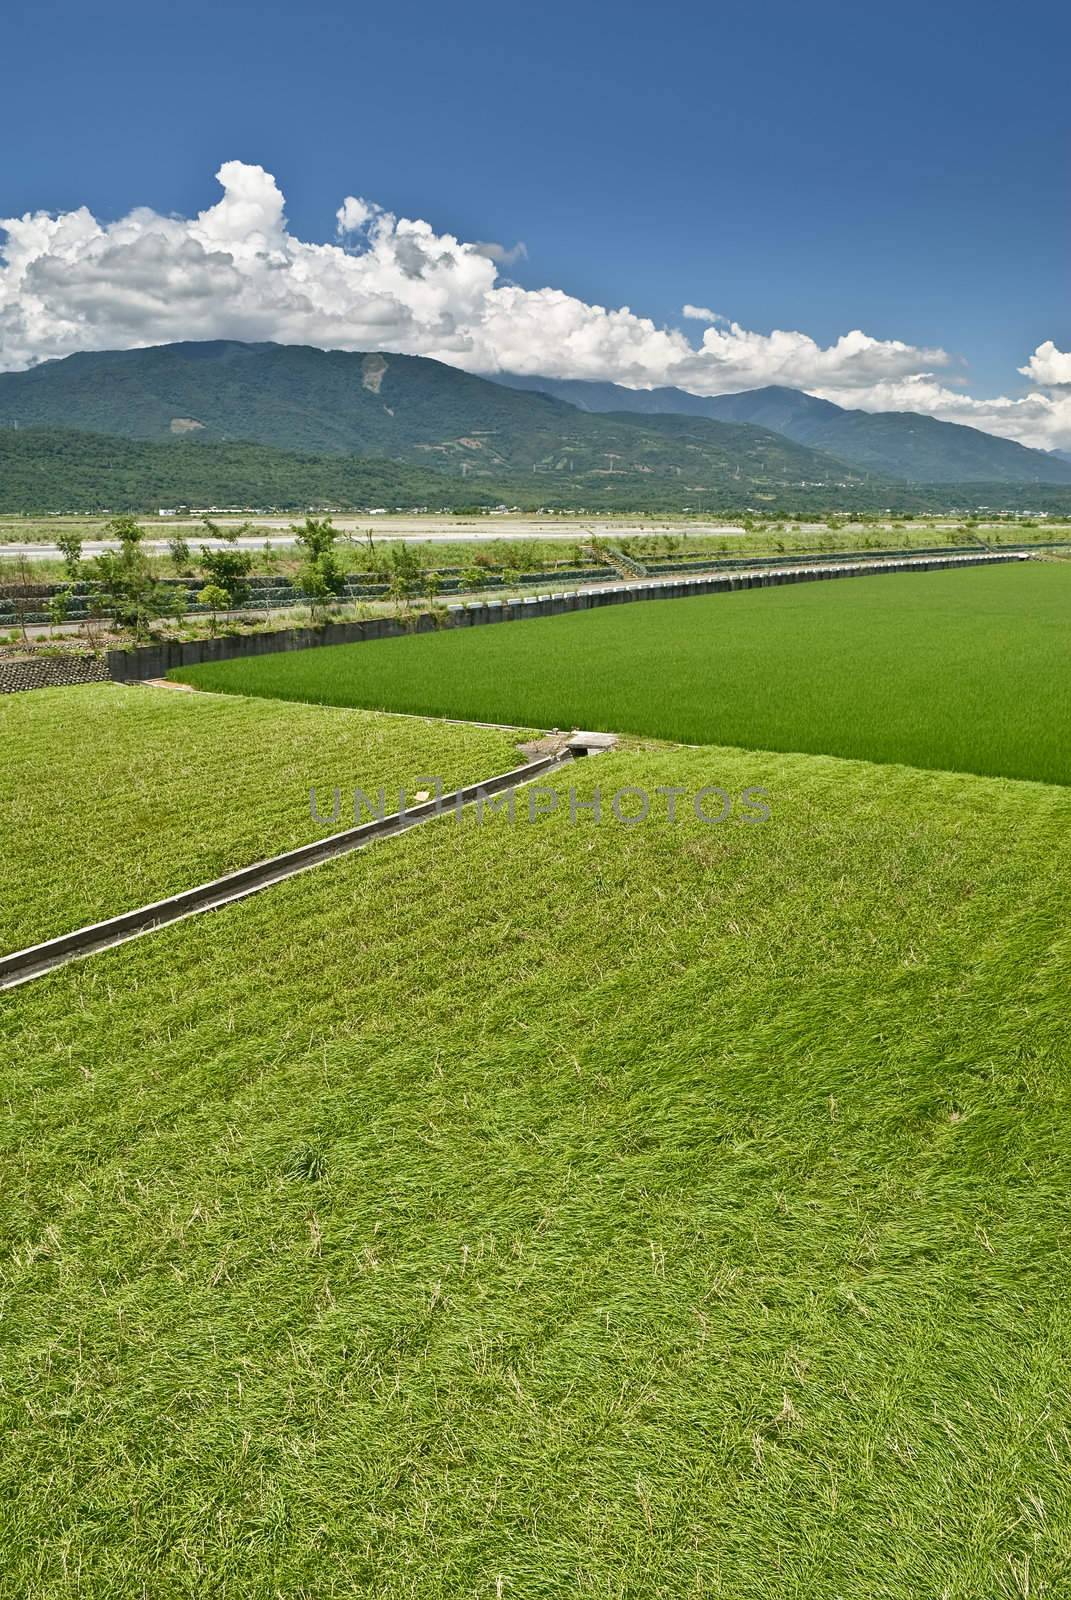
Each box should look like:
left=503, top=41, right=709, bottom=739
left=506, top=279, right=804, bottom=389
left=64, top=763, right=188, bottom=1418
left=336, top=195, right=378, bottom=234
left=674, top=322, right=949, bottom=395
left=809, top=373, right=1071, bottom=454
left=1, top=159, right=1068, bottom=448
left=1019, top=340, right=1071, bottom=389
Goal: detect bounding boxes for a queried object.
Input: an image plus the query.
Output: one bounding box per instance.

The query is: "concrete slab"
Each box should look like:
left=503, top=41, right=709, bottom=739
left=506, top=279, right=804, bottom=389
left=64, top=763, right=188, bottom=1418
left=567, top=730, right=620, bottom=754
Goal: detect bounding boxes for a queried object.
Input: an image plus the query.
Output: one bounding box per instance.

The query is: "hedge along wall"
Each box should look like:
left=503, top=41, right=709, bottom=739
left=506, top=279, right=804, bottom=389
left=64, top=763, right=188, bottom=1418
left=107, top=551, right=1028, bottom=684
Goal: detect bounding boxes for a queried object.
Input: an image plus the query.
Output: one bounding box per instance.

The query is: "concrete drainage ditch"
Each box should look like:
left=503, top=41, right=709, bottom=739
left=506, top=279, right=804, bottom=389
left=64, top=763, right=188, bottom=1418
left=0, top=746, right=578, bottom=991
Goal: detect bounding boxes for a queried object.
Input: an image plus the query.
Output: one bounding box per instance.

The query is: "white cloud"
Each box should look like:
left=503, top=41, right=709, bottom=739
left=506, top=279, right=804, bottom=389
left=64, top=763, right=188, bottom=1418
left=682, top=304, right=727, bottom=324
left=1, top=159, right=1068, bottom=449
left=1019, top=340, right=1071, bottom=389
left=809, top=374, right=1071, bottom=454
left=336, top=196, right=378, bottom=234
left=675, top=322, right=949, bottom=395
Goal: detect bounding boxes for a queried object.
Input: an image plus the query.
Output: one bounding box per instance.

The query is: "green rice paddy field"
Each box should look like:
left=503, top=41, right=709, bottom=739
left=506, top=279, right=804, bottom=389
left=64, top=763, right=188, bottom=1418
left=0, top=685, right=523, bottom=954
left=173, top=563, right=1071, bottom=786
left=4, top=563, right=1071, bottom=1595
left=3, top=737, right=1071, bottom=1596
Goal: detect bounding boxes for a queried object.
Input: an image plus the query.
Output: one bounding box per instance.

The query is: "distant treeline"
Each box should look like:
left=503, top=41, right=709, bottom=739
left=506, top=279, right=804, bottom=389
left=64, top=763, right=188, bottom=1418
left=4, top=427, right=1071, bottom=517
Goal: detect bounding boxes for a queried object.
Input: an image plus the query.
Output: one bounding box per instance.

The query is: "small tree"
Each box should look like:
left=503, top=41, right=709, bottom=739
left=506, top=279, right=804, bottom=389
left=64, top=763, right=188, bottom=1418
left=168, top=535, right=192, bottom=574
left=292, top=517, right=345, bottom=616
left=291, top=517, right=339, bottom=561
left=300, top=563, right=326, bottom=611
left=198, top=583, right=229, bottom=634
left=385, top=542, right=424, bottom=607
left=47, top=586, right=72, bottom=635
left=385, top=569, right=409, bottom=607
left=8, top=553, right=36, bottom=642
left=199, top=516, right=252, bottom=609
left=89, top=516, right=175, bottom=638
left=199, top=544, right=252, bottom=609
left=56, top=533, right=83, bottom=580
left=82, top=594, right=106, bottom=652
left=260, top=539, right=280, bottom=575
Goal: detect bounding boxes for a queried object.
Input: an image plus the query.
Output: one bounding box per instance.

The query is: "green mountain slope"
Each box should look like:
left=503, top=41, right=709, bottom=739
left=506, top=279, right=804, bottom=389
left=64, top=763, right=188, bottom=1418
left=4, top=426, right=1071, bottom=516
left=4, top=341, right=1065, bottom=486
left=492, top=374, right=1071, bottom=485
left=3, top=342, right=1069, bottom=510
left=703, top=386, right=1071, bottom=485
left=0, top=341, right=579, bottom=456
left=0, top=428, right=481, bottom=513
left=0, top=341, right=878, bottom=495
left=0, top=426, right=878, bottom=514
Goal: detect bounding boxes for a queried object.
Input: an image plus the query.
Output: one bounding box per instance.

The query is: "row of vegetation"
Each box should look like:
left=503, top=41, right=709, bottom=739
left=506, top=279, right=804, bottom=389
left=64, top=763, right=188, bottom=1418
left=4, top=511, right=1069, bottom=644
left=1, top=515, right=439, bottom=641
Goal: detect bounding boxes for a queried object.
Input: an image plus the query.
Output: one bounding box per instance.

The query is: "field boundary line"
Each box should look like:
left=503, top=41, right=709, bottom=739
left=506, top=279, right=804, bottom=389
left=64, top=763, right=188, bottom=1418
left=0, top=750, right=573, bottom=991
left=138, top=678, right=539, bottom=732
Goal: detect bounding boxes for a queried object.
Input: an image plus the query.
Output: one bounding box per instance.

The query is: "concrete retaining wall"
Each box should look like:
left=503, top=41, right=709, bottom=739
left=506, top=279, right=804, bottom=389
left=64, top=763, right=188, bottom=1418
left=107, top=551, right=1027, bottom=683
left=0, top=654, right=110, bottom=695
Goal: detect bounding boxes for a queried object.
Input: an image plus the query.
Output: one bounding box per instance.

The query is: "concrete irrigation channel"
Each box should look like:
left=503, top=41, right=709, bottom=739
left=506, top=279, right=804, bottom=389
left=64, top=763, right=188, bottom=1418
left=0, top=746, right=588, bottom=991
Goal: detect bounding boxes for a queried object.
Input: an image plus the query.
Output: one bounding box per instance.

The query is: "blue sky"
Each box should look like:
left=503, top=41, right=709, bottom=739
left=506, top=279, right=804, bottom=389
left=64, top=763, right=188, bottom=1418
left=3, top=0, right=1070, bottom=442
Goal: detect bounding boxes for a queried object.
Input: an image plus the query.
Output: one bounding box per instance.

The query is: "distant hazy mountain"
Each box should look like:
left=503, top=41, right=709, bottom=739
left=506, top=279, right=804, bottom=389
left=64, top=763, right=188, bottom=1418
left=0, top=340, right=874, bottom=497
left=492, top=374, right=1071, bottom=486
left=489, top=372, right=733, bottom=422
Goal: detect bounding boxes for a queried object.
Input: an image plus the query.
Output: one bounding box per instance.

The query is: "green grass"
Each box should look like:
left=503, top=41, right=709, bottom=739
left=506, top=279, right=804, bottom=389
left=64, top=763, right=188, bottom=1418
left=0, top=684, right=525, bottom=953
left=172, top=563, right=1071, bottom=786
left=3, top=742, right=1071, bottom=1595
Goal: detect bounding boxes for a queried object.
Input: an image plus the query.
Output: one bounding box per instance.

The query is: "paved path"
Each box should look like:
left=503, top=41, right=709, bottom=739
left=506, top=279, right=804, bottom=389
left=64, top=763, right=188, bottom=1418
left=1, top=520, right=748, bottom=561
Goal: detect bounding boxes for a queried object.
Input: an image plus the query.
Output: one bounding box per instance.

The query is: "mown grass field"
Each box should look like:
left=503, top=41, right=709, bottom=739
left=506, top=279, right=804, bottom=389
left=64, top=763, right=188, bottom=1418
left=3, top=738, right=1071, bottom=1597
left=0, top=684, right=524, bottom=953
left=173, top=563, right=1071, bottom=786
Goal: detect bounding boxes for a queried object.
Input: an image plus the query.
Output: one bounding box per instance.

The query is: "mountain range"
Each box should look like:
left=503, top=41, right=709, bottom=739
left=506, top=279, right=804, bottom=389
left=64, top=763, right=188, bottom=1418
left=491, top=375, right=1071, bottom=486
left=0, top=341, right=879, bottom=497
left=0, top=341, right=1068, bottom=515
